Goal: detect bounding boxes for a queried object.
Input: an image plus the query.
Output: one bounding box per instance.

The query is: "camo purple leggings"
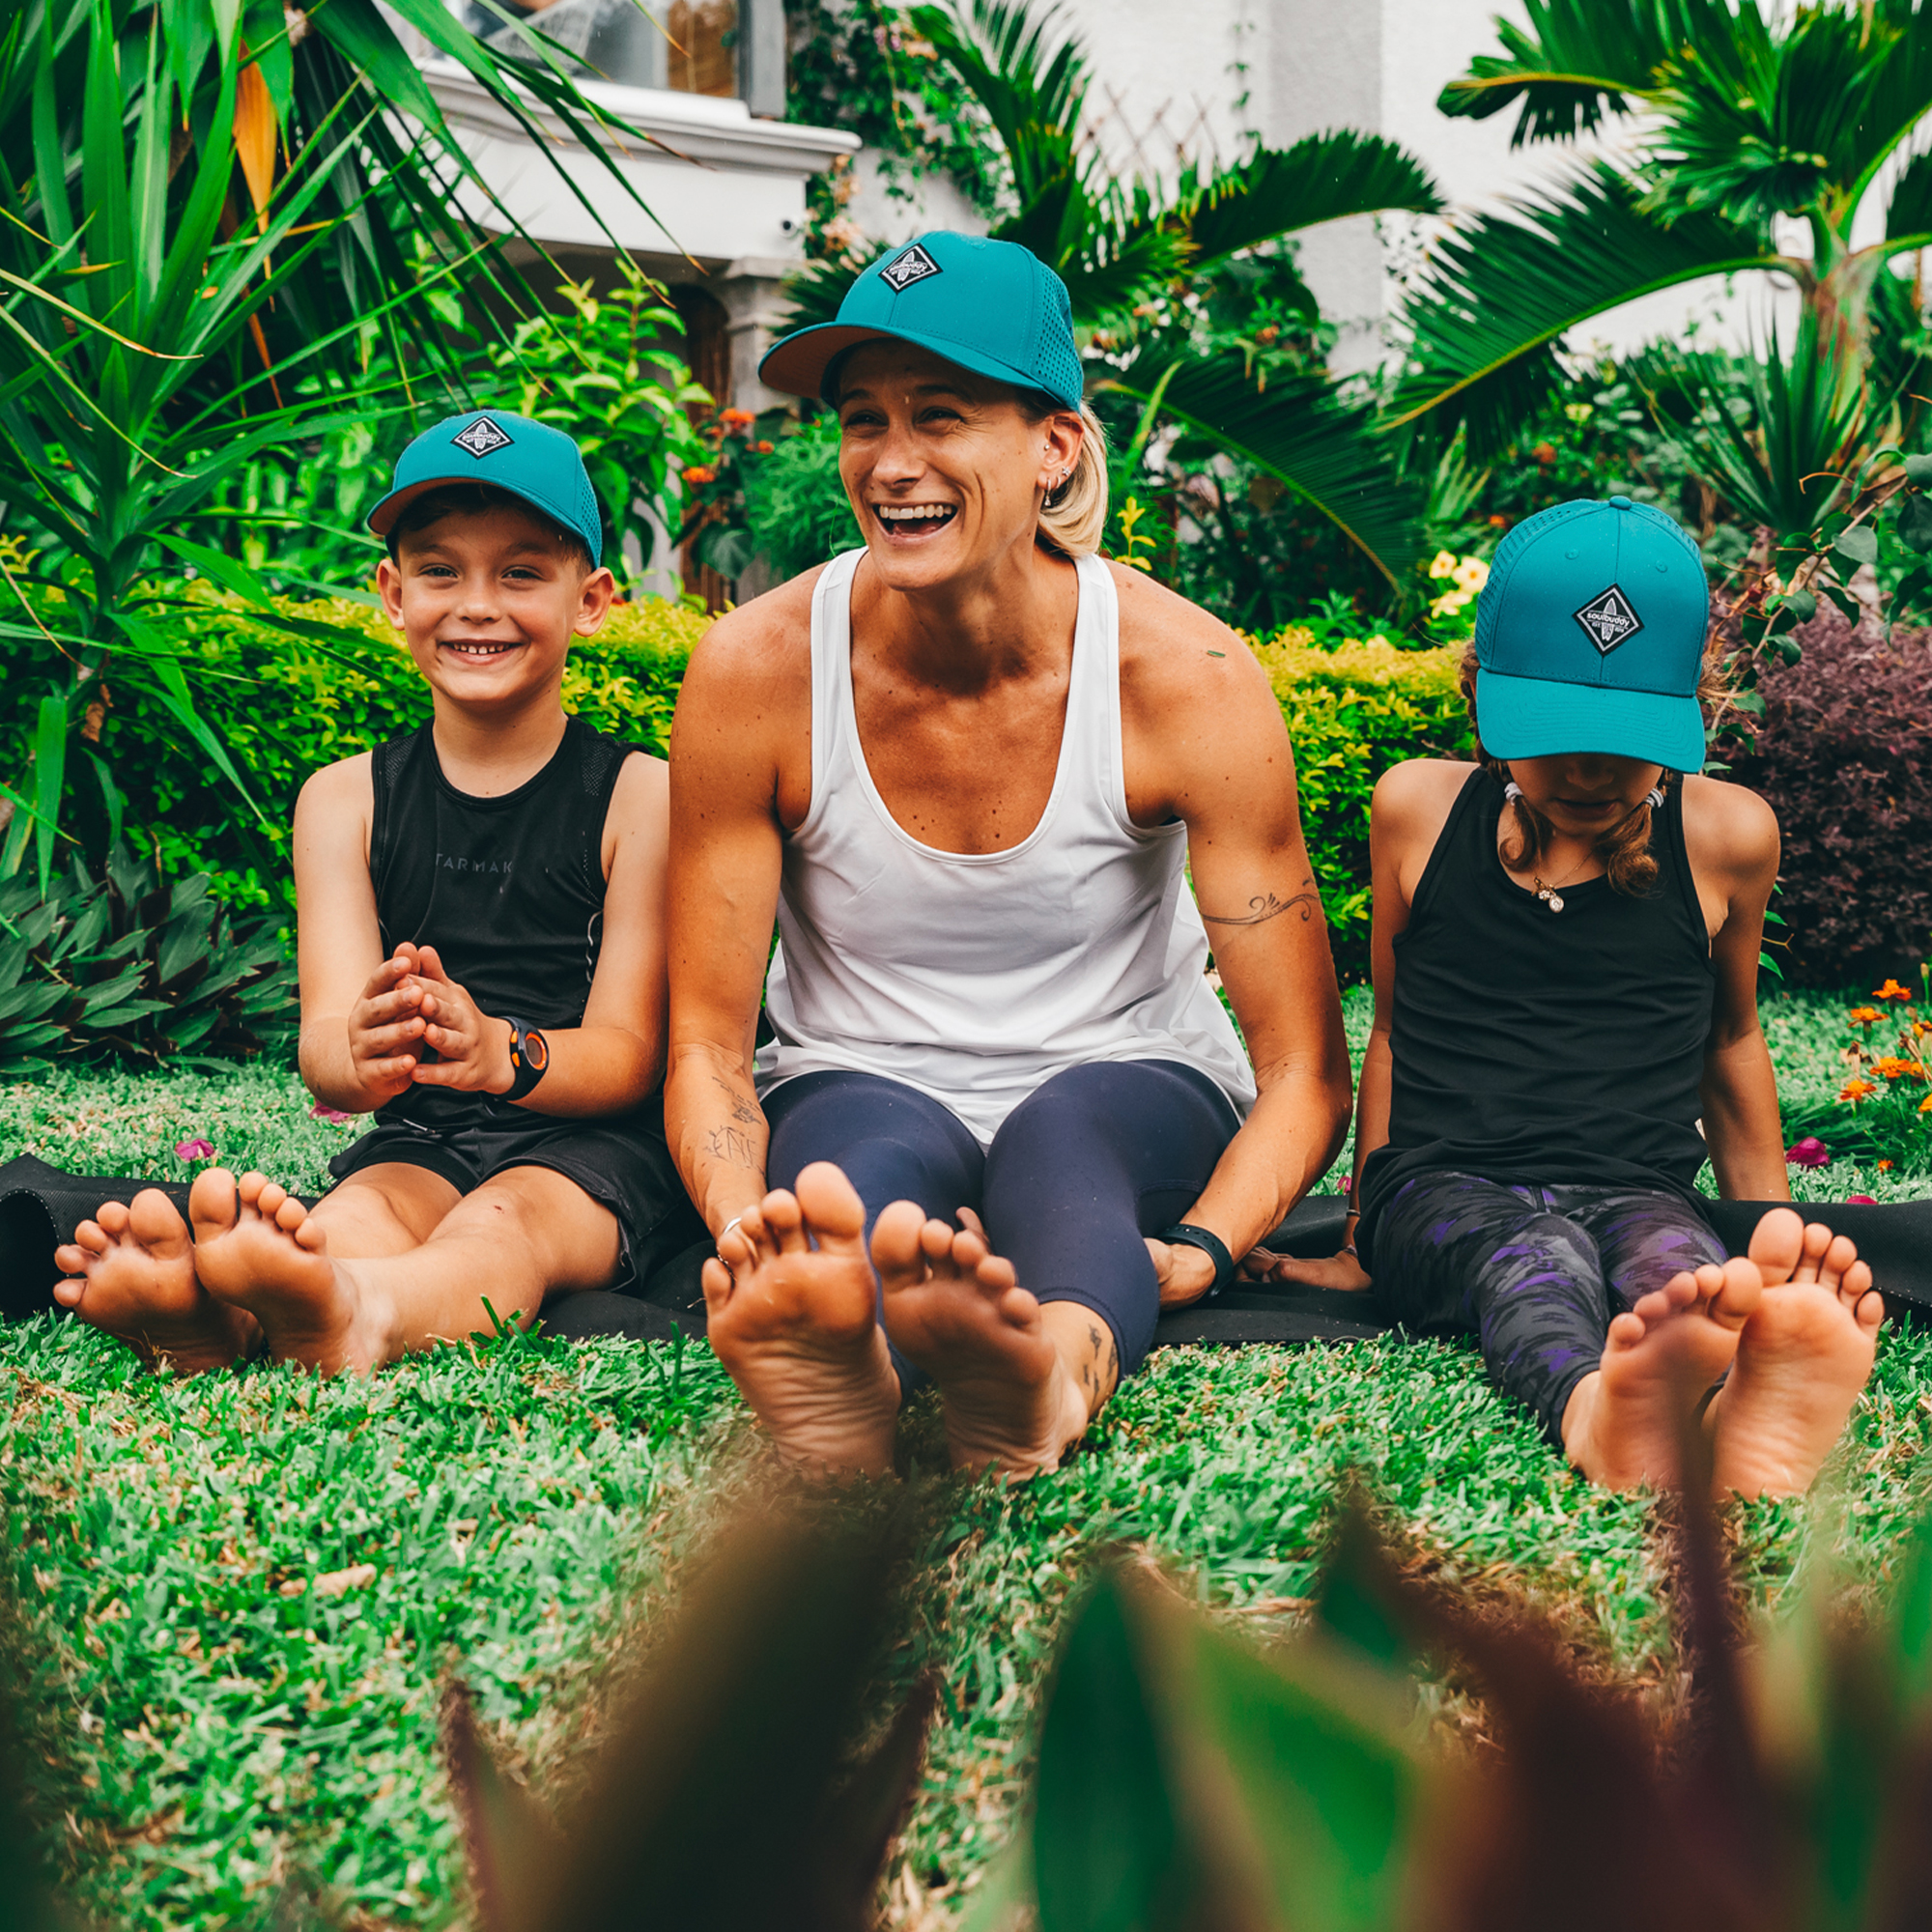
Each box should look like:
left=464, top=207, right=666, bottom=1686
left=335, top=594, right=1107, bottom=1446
left=1366, top=1171, right=1727, bottom=1446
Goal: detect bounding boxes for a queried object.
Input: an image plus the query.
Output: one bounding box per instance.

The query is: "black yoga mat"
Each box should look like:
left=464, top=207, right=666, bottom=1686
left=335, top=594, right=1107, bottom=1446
left=4, top=1153, right=1927, bottom=1351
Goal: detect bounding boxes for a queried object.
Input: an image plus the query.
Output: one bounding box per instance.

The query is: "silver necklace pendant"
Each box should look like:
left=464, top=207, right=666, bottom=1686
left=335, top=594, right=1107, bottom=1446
left=1537, top=886, right=1565, bottom=912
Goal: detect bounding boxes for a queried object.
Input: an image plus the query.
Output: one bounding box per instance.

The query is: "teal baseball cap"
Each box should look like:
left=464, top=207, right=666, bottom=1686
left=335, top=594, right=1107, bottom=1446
left=367, top=410, right=604, bottom=566
left=759, top=231, right=1083, bottom=411
left=1474, top=497, right=1710, bottom=772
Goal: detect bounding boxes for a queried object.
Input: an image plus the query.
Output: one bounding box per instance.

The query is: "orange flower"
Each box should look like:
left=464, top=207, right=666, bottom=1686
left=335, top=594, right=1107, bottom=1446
left=720, top=408, right=755, bottom=429
left=1873, top=979, right=1915, bottom=1000
left=1921, top=1094, right=1932, bottom=1114
left=1873, top=1056, right=1927, bottom=1080
left=1879, top=1159, right=1895, bottom=1171
left=754, top=440, right=774, bottom=453
left=682, top=465, right=717, bottom=485
left=1848, top=1007, right=1883, bottom=1025
left=1840, top=1077, right=1879, bottom=1102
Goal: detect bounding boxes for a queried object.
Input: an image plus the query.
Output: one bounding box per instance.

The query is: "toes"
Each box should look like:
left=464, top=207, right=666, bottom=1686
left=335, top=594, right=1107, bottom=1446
left=871, top=1199, right=930, bottom=1287
left=53, top=1243, right=87, bottom=1275
left=1787, top=1221, right=1834, bottom=1285
left=188, top=1168, right=241, bottom=1241
left=1708, top=1256, right=1764, bottom=1328
left=976, top=1250, right=1018, bottom=1294
left=1856, top=1285, right=1886, bottom=1335
left=701, top=1255, right=735, bottom=1316
left=255, top=1180, right=288, bottom=1222
left=793, top=1162, right=867, bottom=1256
left=760, top=1188, right=808, bottom=1256
left=128, top=1188, right=191, bottom=1252
left=71, top=1219, right=110, bottom=1256
left=52, top=1275, right=85, bottom=1308
left=274, top=1194, right=307, bottom=1235
left=1747, top=1207, right=1805, bottom=1286
left=1816, top=1232, right=1860, bottom=1292
left=237, top=1172, right=272, bottom=1214
left=1605, top=1310, right=1648, bottom=1352
left=96, top=1201, right=130, bottom=1238
left=294, top=1213, right=328, bottom=1254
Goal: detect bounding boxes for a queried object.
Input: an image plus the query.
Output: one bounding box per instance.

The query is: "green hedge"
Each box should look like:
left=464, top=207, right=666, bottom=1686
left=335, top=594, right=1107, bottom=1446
left=1250, top=631, right=1474, bottom=963
left=89, top=587, right=711, bottom=913
left=33, top=590, right=1466, bottom=961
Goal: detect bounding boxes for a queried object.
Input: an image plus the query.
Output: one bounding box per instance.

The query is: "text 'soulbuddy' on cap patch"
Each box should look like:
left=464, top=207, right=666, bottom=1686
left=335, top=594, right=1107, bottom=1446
left=1573, top=584, right=1643, bottom=654
left=878, top=243, right=943, bottom=292
left=451, top=416, right=514, bottom=459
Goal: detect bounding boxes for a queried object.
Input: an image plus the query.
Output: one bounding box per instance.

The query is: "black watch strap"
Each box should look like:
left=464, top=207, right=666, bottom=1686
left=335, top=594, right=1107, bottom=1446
left=1157, top=1222, right=1235, bottom=1294
left=502, top=1016, right=550, bottom=1100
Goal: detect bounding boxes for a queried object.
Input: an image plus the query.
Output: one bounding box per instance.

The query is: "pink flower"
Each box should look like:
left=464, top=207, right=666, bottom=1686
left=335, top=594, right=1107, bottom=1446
left=1785, top=1137, right=1832, bottom=1168
left=309, top=1102, right=352, bottom=1124
left=1847, top=1194, right=1878, bottom=1206
left=175, top=1138, right=214, bottom=1161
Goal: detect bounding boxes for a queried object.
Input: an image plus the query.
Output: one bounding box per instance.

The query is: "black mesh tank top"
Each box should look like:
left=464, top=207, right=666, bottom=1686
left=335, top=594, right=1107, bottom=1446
left=367, top=716, right=634, bottom=1129
left=1357, top=768, right=1717, bottom=1263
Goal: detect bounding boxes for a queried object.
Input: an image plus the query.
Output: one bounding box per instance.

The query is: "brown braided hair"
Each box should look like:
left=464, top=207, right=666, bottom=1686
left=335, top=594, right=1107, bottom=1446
left=1456, top=640, right=1739, bottom=897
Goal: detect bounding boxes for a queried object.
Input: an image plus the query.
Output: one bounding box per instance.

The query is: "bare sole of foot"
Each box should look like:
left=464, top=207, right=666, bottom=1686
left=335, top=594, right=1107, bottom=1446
left=1562, top=1255, right=1763, bottom=1491
left=189, top=1169, right=386, bottom=1375
left=52, top=1189, right=255, bottom=1376
left=703, top=1162, right=900, bottom=1476
left=1711, top=1208, right=1883, bottom=1500
left=875, top=1203, right=1090, bottom=1480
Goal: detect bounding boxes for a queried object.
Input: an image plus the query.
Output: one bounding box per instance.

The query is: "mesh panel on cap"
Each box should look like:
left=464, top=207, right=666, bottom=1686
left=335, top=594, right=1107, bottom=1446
left=1033, top=270, right=1082, bottom=406
left=1474, top=497, right=1604, bottom=661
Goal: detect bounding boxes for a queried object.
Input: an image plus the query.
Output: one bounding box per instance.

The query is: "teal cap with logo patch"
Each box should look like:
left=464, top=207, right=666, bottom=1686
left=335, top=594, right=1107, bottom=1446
left=1473, top=496, right=1710, bottom=773
left=759, top=230, right=1083, bottom=411
left=366, top=410, right=604, bottom=566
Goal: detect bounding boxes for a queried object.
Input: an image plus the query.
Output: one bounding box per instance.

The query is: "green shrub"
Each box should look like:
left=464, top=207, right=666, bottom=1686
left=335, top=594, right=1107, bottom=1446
left=77, top=586, right=712, bottom=914
left=0, top=843, right=295, bottom=1075
left=1248, top=632, right=1475, bottom=966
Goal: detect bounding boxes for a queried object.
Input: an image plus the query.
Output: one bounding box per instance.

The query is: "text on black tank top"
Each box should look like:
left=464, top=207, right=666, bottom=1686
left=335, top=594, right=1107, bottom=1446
left=368, top=716, right=632, bottom=1129
left=1357, top=769, right=1717, bottom=1249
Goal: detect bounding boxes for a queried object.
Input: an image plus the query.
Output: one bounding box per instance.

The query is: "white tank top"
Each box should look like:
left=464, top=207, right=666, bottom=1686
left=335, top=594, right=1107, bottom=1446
left=754, top=548, right=1257, bottom=1145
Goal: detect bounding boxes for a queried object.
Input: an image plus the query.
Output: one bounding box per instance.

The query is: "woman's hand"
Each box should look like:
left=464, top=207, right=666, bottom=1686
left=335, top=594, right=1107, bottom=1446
left=1147, top=1237, right=1220, bottom=1308
left=407, top=945, right=516, bottom=1094
left=1241, top=1247, right=1373, bottom=1293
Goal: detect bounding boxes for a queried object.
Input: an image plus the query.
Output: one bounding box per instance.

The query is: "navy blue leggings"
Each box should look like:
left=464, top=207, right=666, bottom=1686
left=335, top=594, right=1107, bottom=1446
left=761, top=1061, right=1240, bottom=1398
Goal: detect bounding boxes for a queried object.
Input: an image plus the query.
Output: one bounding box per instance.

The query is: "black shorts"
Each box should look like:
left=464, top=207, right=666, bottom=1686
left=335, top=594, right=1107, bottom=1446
left=325, top=1093, right=705, bottom=1294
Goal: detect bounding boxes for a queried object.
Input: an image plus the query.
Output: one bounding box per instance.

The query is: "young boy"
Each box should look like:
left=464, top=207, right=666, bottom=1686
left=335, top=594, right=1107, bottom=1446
left=55, top=411, right=699, bottom=1374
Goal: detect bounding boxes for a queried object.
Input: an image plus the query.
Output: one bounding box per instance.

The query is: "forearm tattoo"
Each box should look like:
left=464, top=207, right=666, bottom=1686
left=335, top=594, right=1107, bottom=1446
left=1202, top=884, right=1319, bottom=927
left=705, top=1122, right=763, bottom=1170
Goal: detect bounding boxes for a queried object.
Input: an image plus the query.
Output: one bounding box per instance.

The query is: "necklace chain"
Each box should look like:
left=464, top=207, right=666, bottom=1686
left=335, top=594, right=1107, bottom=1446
left=1529, top=851, right=1597, bottom=913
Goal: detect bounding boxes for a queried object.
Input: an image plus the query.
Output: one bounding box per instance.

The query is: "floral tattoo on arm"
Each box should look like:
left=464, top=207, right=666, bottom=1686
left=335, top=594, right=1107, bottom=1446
left=1202, top=881, right=1320, bottom=927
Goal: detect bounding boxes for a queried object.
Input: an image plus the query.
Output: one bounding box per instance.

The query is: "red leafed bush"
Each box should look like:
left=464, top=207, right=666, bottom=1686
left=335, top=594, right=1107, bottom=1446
left=1719, top=611, right=1932, bottom=985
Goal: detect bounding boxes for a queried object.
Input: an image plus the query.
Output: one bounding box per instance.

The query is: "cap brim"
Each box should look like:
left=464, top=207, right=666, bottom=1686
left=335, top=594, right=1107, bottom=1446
left=758, top=321, right=1078, bottom=409
left=1475, top=668, right=1706, bottom=772
left=366, top=474, right=599, bottom=566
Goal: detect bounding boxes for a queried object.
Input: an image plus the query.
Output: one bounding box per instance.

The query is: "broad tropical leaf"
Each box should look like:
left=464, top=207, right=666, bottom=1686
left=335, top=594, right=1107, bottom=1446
left=1842, top=0, right=1932, bottom=217
left=1887, top=145, right=1932, bottom=249
left=1182, top=131, right=1441, bottom=270
left=1114, top=355, right=1428, bottom=594
left=1435, top=0, right=1682, bottom=145
left=1390, top=163, right=1782, bottom=458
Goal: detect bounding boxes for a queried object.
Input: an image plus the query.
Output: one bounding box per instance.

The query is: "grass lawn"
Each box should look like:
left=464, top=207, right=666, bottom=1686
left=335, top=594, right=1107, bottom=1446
left=3, top=987, right=1930, bottom=1929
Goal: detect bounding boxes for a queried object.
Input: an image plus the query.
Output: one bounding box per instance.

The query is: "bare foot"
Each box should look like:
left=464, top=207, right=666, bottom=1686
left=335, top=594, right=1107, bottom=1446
left=1710, top=1208, right=1883, bottom=1500
left=189, top=1170, right=388, bottom=1375
left=702, top=1162, right=900, bottom=1476
left=1561, top=1256, right=1762, bottom=1490
left=53, top=1190, right=255, bottom=1375
left=875, top=1203, right=1090, bottom=1480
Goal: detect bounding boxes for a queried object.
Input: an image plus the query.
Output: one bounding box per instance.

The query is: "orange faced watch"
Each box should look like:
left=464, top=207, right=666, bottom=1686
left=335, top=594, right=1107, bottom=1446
left=503, top=1017, right=550, bottom=1100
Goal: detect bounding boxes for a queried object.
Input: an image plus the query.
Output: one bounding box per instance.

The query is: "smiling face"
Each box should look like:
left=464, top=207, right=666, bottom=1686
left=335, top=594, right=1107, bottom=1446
left=375, top=497, right=613, bottom=719
left=1506, top=750, right=1665, bottom=838
left=833, top=340, right=1082, bottom=591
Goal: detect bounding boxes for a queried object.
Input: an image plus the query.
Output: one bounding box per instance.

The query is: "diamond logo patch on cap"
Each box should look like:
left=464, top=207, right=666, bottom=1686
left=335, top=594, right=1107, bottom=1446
left=879, top=243, right=942, bottom=293
left=451, top=415, right=514, bottom=459
left=1574, top=584, right=1643, bottom=654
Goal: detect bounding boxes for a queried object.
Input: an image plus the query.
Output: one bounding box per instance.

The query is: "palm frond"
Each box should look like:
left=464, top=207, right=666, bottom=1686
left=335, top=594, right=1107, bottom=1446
left=1435, top=0, right=1683, bottom=146
left=1181, top=131, right=1441, bottom=270
left=1843, top=0, right=1932, bottom=218
left=1391, top=163, right=1784, bottom=459
left=1112, top=355, right=1428, bottom=594
left=1885, top=145, right=1932, bottom=249
left=1645, top=4, right=1881, bottom=230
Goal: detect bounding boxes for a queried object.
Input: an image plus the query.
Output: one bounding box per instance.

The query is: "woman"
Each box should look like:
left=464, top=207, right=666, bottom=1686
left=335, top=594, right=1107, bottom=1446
left=1266, top=497, right=1882, bottom=1497
left=664, top=231, right=1351, bottom=1479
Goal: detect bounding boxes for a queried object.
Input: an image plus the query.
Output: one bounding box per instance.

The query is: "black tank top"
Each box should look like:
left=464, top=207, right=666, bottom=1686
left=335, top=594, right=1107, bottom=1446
left=1357, top=768, right=1716, bottom=1262
left=368, top=717, right=634, bottom=1129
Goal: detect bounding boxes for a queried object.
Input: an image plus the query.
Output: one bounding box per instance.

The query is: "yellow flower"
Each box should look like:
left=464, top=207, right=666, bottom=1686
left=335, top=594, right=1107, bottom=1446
left=1430, top=588, right=1475, bottom=619
left=1453, top=556, right=1490, bottom=594
left=1429, top=550, right=1459, bottom=581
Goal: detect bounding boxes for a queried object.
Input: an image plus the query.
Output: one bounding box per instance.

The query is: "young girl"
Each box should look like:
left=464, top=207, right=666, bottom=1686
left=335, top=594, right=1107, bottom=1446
left=1269, top=497, right=1883, bottom=1497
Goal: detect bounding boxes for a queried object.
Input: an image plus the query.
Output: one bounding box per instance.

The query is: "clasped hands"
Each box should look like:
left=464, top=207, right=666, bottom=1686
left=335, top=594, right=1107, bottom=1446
left=346, top=943, right=515, bottom=1107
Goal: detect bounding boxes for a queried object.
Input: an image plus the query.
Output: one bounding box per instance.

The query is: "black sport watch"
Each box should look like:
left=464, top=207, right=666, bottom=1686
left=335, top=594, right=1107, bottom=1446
left=502, top=1017, right=551, bottom=1101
